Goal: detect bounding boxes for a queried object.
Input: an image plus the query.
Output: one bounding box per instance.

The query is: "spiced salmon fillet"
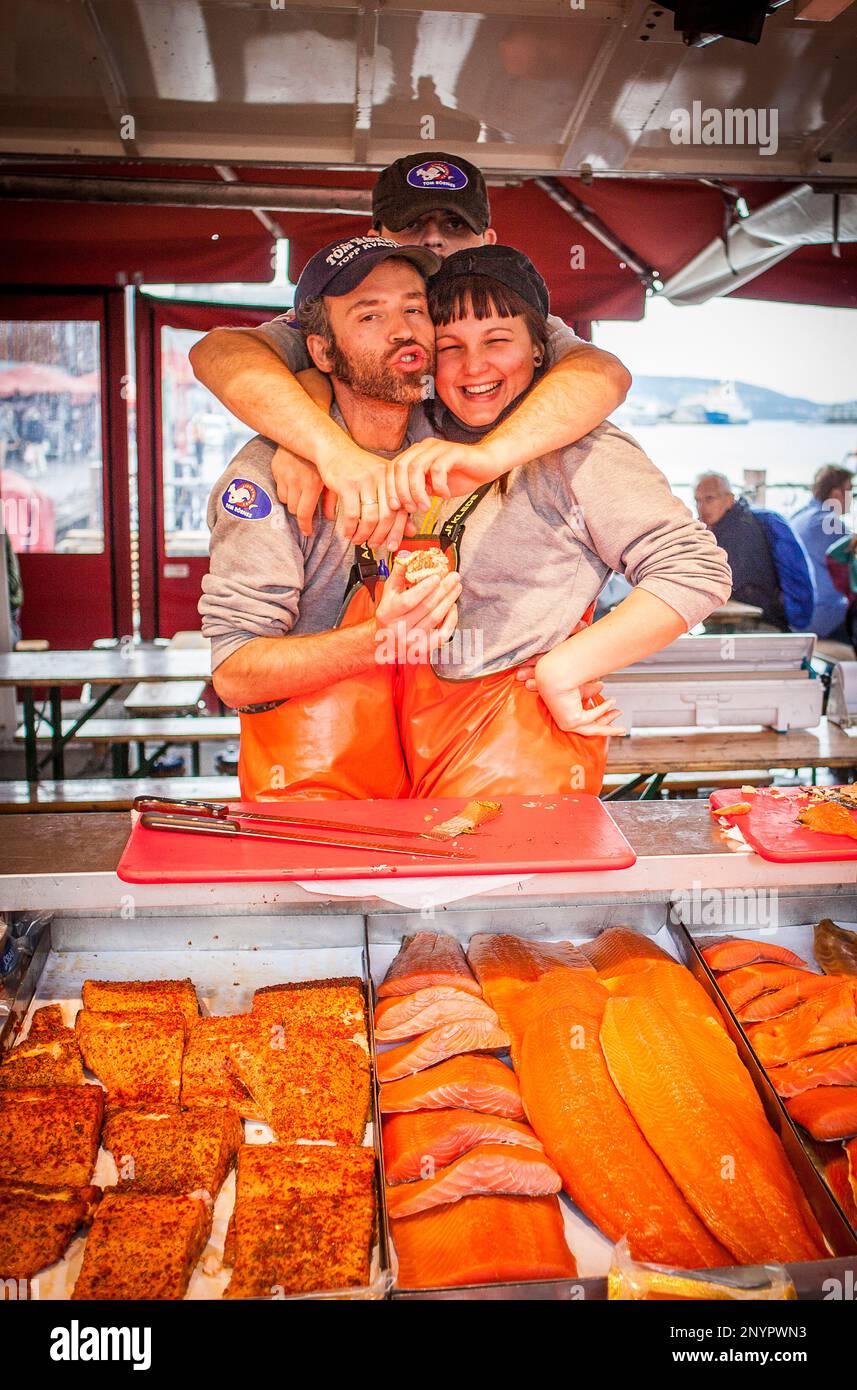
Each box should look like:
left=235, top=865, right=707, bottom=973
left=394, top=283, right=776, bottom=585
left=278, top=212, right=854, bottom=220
left=378, top=1055, right=524, bottom=1119
left=600, top=997, right=825, bottom=1264
left=376, top=1021, right=509, bottom=1083
left=378, top=933, right=481, bottom=999
left=699, top=938, right=808, bottom=972
left=519, top=1002, right=730, bottom=1269
left=786, top=1087, right=857, bottom=1142
left=374, top=988, right=500, bottom=1042
left=392, top=1194, right=577, bottom=1289
left=717, top=964, right=815, bottom=1014
left=745, top=983, right=857, bottom=1067
left=383, top=1110, right=543, bottom=1183
left=768, top=1043, right=857, bottom=1098
left=386, top=1143, right=561, bottom=1219
left=738, top=974, right=845, bottom=1023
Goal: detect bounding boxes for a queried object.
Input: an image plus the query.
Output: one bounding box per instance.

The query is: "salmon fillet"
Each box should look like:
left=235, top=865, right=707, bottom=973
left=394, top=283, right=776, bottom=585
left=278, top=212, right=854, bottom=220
left=600, top=997, right=825, bottom=1264
left=718, top=964, right=815, bottom=1013
left=25, top=1005, right=67, bottom=1040
left=229, top=1029, right=370, bottom=1144
left=824, top=1149, right=857, bottom=1227
left=383, top=1109, right=542, bottom=1183
left=392, top=1194, right=577, bottom=1290
left=0, top=1085, right=103, bottom=1187
left=519, top=1003, right=730, bottom=1269
left=75, top=1009, right=186, bottom=1110
left=378, top=933, right=481, bottom=999
left=0, top=1182, right=100, bottom=1280
left=81, top=978, right=199, bottom=1028
left=739, top=974, right=843, bottom=1023
left=72, top=1191, right=211, bottom=1300
left=815, top=919, right=857, bottom=977
left=224, top=1144, right=375, bottom=1298
left=581, top=926, right=672, bottom=975
left=375, top=987, right=500, bottom=1042
left=699, top=938, right=808, bottom=972
left=251, top=977, right=366, bottom=1043
left=467, top=933, right=599, bottom=1060
left=386, top=1143, right=560, bottom=1219
left=746, top=982, right=857, bottom=1067
left=377, top=1021, right=509, bottom=1083
left=603, top=960, right=726, bottom=1030
left=469, top=933, right=595, bottom=985
left=102, top=1108, right=243, bottom=1197
left=379, top=1055, right=524, bottom=1119
left=847, top=1138, right=857, bottom=1205
left=181, top=1015, right=263, bottom=1119
left=0, top=1033, right=85, bottom=1089
left=787, top=1087, right=857, bottom=1141
left=768, top=1043, right=857, bottom=1097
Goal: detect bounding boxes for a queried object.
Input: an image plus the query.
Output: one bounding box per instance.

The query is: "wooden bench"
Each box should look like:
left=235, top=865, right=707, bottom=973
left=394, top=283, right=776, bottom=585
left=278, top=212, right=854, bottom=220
left=0, top=775, right=241, bottom=813
left=601, top=768, right=774, bottom=800
left=14, top=715, right=239, bottom=775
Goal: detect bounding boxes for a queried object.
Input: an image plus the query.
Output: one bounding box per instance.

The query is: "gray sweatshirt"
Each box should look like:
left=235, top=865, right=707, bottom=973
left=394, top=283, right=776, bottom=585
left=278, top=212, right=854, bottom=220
left=199, top=412, right=732, bottom=680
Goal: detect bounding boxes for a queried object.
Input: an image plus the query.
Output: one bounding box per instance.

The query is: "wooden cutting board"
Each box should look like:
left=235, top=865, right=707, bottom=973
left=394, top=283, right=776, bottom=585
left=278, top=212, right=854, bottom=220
left=117, top=793, right=636, bottom=883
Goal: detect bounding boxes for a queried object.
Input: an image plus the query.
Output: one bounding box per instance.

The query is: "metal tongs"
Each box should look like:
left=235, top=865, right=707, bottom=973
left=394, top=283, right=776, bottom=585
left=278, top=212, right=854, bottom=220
left=133, top=795, right=475, bottom=861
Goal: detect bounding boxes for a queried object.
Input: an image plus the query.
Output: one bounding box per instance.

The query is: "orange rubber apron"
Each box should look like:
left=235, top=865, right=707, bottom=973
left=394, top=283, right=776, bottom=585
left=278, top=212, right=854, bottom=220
left=396, top=486, right=608, bottom=800
left=237, top=545, right=410, bottom=801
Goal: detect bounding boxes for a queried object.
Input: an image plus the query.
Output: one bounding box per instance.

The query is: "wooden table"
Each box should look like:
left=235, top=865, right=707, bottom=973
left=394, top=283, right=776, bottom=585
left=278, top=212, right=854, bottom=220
left=604, top=717, right=857, bottom=798
left=0, top=649, right=212, bottom=784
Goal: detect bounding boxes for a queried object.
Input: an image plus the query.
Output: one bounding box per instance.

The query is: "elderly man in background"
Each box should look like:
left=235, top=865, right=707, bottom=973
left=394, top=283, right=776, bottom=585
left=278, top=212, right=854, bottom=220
left=790, top=465, right=854, bottom=645
left=694, top=471, right=815, bottom=633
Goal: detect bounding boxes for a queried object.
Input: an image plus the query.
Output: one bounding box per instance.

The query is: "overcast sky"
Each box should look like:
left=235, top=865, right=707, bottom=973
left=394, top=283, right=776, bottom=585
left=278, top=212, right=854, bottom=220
left=594, top=295, right=857, bottom=403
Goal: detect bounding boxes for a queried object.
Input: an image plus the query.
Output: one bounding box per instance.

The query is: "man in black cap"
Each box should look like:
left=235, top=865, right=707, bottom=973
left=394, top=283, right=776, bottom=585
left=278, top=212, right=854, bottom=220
left=190, top=151, right=630, bottom=544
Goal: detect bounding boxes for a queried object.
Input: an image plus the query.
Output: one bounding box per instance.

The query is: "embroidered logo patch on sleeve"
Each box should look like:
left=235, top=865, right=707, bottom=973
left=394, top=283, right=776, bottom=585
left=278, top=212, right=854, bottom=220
left=221, top=478, right=273, bottom=520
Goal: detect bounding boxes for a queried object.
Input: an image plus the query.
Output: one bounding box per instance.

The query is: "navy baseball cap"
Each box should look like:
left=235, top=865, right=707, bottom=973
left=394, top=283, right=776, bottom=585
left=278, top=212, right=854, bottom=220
left=428, top=245, right=550, bottom=318
left=294, top=236, right=439, bottom=310
left=373, top=153, right=491, bottom=234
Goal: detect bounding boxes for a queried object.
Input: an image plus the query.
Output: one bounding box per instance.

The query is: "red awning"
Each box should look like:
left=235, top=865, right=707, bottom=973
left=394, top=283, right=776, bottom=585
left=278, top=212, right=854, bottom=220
left=2, top=163, right=855, bottom=316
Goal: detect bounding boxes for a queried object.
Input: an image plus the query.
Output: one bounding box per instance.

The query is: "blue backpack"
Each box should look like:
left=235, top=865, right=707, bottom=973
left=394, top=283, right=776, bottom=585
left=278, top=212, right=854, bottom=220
left=753, top=508, right=816, bottom=632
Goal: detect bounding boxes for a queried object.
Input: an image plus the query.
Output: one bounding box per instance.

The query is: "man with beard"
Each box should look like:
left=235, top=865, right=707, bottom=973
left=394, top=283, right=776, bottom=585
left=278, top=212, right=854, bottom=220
left=199, top=236, right=460, bottom=801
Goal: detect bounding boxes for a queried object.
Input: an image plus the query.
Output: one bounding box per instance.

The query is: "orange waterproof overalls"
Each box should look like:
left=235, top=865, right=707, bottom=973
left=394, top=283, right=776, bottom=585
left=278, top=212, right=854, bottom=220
left=396, top=485, right=608, bottom=799
left=237, top=544, right=409, bottom=801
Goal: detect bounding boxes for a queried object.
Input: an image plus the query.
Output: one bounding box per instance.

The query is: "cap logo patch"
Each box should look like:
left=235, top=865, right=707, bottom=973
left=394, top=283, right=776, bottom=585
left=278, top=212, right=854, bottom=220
left=221, top=478, right=272, bottom=520
left=324, top=236, right=398, bottom=269
left=407, top=160, right=468, bottom=191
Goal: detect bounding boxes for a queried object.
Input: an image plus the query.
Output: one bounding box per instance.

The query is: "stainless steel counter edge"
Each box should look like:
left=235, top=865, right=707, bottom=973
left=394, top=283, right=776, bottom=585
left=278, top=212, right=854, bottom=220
left=3, top=804, right=857, bottom=911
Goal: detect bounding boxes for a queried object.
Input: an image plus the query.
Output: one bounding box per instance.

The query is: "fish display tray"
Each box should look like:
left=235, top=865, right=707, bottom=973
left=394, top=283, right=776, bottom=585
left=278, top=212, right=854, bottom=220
left=366, top=908, right=857, bottom=1300
left=677, top=907, right=857, bottom=1255
left=116, top=794, right=637, bottom=884
left=1, top=914, right=389, bottom=1302
left=710, top=786, right=857, bottom=863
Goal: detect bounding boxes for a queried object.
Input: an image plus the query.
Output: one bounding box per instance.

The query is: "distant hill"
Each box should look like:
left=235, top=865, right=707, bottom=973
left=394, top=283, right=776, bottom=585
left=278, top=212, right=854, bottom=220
left=625, top=376, right=843, bottom=421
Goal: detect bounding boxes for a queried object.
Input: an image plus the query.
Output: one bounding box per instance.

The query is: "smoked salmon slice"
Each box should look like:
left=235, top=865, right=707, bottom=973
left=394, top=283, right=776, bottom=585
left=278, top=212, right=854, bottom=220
left=768, top=1043, right=857, bottom=1097
left=378, top=1055, right=524, bottom=1119
left=376, top=1021, right=509, bottom=1083
left=786, top=1087, right=857, bottom=1141
left=383, top=1109, right=543, bottom=1183
left=738, top=974, right=843, bottom=1023
left=385, top=1143, right=561, bottom=1219
left=699, top=938, right=808, bottom=972
left=378, top=933, right=481, bottom=999
left=581, top=927, right=673, bottom=975
left=718, top=964, right=813, bottom=1013
left=392, top=1194, right=577, bottom=1289
left=746, top=982, right=857, bottom=1067
left=374, top=987, right=499, bottom=1042
left=600, top=997, right=825, bottom=1264
left=847, top=1138, right=857, bottom=1205
left=519, top=1002, right=730, bottom=1269
left=824, top=1149, right=857, bottom=1226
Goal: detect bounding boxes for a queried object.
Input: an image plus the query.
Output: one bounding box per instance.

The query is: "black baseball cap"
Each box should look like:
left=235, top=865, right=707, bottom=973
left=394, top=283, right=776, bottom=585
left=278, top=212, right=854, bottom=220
left=428, top=245, right=550, bottom=318
left=294, top=236, right=439, bottom=311
left=372, top=152, right=491, bottom=234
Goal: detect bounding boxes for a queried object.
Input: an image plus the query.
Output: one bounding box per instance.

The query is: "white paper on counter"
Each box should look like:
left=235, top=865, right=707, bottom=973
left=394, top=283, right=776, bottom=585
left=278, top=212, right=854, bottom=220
left=295, top=872, right=535, bottom=909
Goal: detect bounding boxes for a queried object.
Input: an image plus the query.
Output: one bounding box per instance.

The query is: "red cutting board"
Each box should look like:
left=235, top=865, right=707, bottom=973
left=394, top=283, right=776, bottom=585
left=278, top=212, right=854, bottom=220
left=710, top=786, right=857, bottom=864
left=116, top=794, right=636, bottom=884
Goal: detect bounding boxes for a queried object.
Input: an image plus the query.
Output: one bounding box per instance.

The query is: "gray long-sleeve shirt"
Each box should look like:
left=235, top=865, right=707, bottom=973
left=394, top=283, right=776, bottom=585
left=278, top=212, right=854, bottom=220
left=199, top=413, right=732, bottom=680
